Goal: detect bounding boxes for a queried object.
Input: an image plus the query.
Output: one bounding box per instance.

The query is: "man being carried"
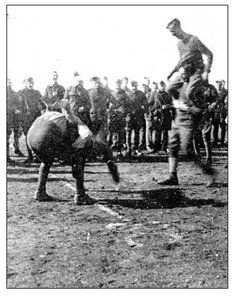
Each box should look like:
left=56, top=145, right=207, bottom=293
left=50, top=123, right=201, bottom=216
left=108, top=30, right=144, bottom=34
left=158, top=18, right=215, bottom=187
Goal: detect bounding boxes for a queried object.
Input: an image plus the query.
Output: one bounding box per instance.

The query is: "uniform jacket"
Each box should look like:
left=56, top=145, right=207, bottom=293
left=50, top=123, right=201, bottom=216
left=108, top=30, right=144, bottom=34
left=175, top=33, right=213, bottom=75
left=18, top=88, right=45, bottom=118
left=128, top=90, right=148, bottom=120
left=153, top=90, right=173, bottom=130
left=7, top=88, right=22, bottom=117
left=109, top=89, right=130, bottom=118
left=44, top=83, right=65, bottom=110
left=89, top=87, right=115, bottom=118
left=64, top=85, right=91, bottom=116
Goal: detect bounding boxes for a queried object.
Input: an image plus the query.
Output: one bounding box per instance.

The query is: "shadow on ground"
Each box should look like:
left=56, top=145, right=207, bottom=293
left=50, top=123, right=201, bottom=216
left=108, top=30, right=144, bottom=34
left=99, top=188, right=227, bottom=210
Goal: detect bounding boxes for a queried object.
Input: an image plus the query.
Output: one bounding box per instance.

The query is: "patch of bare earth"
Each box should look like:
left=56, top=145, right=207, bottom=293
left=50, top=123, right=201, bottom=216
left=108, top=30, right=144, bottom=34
left=7, top=141, right=228, bottom=288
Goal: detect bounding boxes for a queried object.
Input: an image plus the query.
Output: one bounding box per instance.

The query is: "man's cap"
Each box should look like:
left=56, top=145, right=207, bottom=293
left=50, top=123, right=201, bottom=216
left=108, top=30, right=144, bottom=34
left=159, top=80, right=166, bottom=87
left=90, top=76, right=100, bottom=82
left=166, top=18, right=181, bottom=30
left=122, top=77, right=129, bottom=81
left=115, top=79, right=122, bottom=85
left=103, top=76, right=108, bottom=80
left=216, top=80, right=222, bottom=84
left=144, top=77, right=150, bottom=80
left=152, top=81, right=158, bottom=85
left=24, top=76, right=34, bottom=83
left=73, top=71, right=80, bottom=77
left=131, top=80, right=138, bottom=87
left=221, top=80, right=225, bottom=84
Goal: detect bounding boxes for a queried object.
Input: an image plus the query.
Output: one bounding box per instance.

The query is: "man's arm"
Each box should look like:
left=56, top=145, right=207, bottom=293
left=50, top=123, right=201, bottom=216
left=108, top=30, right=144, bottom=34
left=195, top=37, right=213, bottom=73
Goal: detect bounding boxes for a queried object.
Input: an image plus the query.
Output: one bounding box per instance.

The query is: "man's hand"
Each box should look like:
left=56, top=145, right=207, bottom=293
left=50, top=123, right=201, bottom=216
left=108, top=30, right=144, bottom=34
left=167, top=69, right=176, bottom=81
left=202, top=71, right=209, bottom=81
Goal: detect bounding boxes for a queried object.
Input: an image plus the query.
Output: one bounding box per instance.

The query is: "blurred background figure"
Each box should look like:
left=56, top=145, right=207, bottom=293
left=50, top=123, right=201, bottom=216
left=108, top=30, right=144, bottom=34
left=63, top=72, right=91, bottom=125
left=43, top=71, right=65, bottom=112
left=108, top=79, right=130, bottom=157
left=18, top=77, right=46, bottom=163
left=212, top=80, right=228, bottom=148
left=7, top=79, right=24, bottom=164
left=125, top=80, right=148, bottom=157
left=145, top=81, right=157, bottom=153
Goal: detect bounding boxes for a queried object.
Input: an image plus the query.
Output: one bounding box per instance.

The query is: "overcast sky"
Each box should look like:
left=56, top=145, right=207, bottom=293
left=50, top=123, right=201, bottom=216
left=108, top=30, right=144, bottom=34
left=7, top=5, right=227, bottom=92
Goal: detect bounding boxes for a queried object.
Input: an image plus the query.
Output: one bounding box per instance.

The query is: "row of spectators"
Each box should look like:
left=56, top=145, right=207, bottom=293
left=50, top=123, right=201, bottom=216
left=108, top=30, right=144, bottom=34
left=7, top=71, right=228, bottom=163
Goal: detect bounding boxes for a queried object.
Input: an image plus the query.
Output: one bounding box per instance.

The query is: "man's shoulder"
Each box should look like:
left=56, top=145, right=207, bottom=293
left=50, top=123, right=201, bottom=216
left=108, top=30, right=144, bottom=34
left=33, top=89, right=42, bottom=96
left=57, top=84, right=65, bottom=91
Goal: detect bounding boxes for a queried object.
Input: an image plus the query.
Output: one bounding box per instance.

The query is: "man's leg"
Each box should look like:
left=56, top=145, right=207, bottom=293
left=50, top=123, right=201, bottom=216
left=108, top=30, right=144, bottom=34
left=212, top=120, right=220, bottom=147
left=72, top=156, right=95, bottom=205
left=34, top=161, right=52, bottom=201
left=158, top=126, right=179, bottom=185
left=220, top=117, right=226, bottom=147
left=145, top=116, right=153, bottom=151
left=202, top=121, right=212, bottom=167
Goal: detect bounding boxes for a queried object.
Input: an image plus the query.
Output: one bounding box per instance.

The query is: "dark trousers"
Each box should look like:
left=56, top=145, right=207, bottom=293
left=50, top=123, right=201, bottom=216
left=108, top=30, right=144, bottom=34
left=125, top=117, right=143, bottom=152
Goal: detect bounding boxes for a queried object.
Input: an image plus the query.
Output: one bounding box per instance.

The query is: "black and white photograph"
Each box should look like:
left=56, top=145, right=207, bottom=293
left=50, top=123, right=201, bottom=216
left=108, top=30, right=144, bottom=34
left=4, top=1, right=230, bottom=291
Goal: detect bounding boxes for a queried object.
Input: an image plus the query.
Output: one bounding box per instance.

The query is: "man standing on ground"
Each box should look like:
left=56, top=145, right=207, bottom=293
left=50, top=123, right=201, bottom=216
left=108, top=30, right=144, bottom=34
left=64, top=72, right=91, bottom=125
left=7, top=79, right=24, bottom=164
left=126, top=81, right=148, bottom=156
left=18, top=77, right=46, bottom=163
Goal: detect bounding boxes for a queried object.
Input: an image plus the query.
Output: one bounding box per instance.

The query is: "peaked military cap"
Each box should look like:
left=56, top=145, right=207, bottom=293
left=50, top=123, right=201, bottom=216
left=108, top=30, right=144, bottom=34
left=166, top=18, right=181, bottom=30
left=115, top=79, right=122, bottom=85
left=73, top=71, right=80, bottom=77
left=24, top=76, right=34, bottom=83
left=159, top=80, right=166, bottom=87
left=90, top=76, right=100, bottom=82
left=131, top=80, right=138, bottom=87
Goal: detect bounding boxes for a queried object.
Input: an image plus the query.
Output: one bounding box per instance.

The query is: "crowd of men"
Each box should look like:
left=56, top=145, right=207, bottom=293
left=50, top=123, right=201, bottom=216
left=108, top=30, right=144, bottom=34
left=7, top=72, right=227, bottom=164
left=7, top=17, right=228, bottom=189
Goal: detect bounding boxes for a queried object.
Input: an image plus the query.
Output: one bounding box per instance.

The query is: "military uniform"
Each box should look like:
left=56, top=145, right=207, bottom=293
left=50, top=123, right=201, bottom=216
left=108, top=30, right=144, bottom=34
left=64, top=85, right=91, bottom=125
left=18, top=88, right=46, bottom=134
left=109, top=89, right=130, bottom=153
left=158, top=19, right=215, bottom=186
left=88, top=86, right=115, bottom=140
left=7, top=86, right=24, bottom=158
left=153, top=90, right=173, bottom=152
left=167, top=25, right=213, bottom=101
left=212, top=84, right=228, bottom=147
left=145, top=89, right=157, bottom=151
left=193, top=83, right=218, bottom=166
left=141, top=84, right=151, bottom=150
left=126, top=88, right=148, bottom=154
left=44, top=83, right=65, bottom=112
left=18, top=87, right=46, bottom=162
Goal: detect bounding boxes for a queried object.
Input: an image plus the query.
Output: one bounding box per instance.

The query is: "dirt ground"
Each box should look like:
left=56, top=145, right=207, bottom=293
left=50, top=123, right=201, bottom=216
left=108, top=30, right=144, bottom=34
left=7, top=137, right=228, bottom=288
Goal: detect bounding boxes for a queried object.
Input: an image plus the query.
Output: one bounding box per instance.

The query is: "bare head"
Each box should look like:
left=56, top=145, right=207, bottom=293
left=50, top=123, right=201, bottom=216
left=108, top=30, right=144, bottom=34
left=102, top=76, right=109, bottom=87
left=52, top=71, right=58, bottom=83
left=90, top=77, right=101, bottom=89
left=115, top=79, right=122, bottom=90
left=158, top=81, right=166, bottom=91
left=24, top=77, right=34, bottom=89
left=151, top=82, right=158, bottom=91
left=131, top=80, right=138, bottom=92
left=144, top=77, right=150, bottom=86
left=7, top=79, right=12, bottom=88
left=167, top=18, right=183, bottom=39
left=122, top=77, right=129, bottom=88
left=73, top=72, right=81, bottom=86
